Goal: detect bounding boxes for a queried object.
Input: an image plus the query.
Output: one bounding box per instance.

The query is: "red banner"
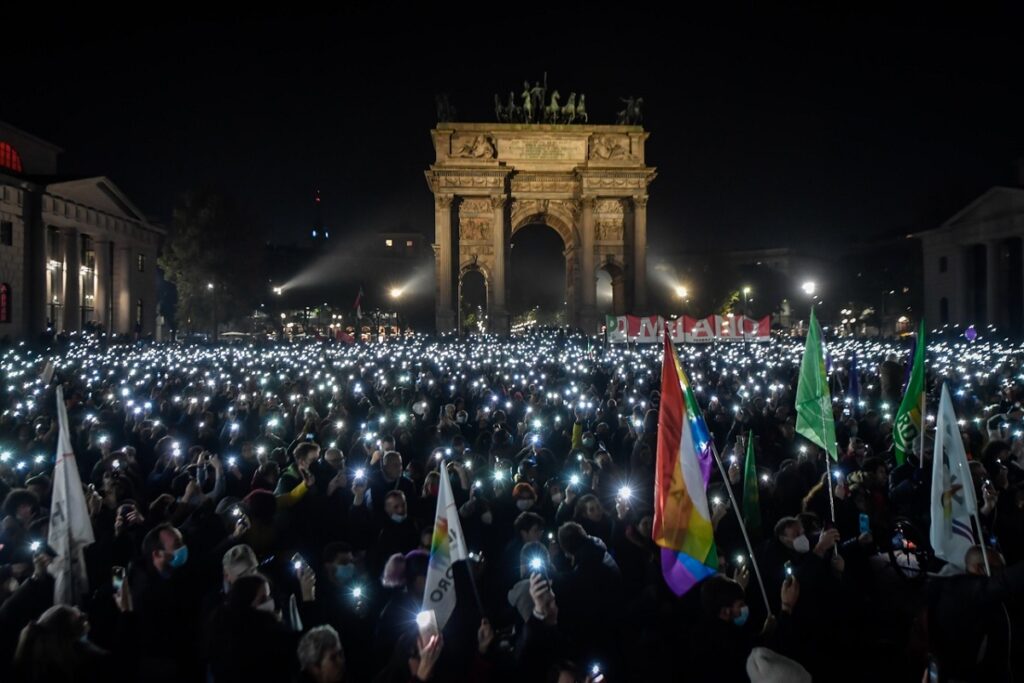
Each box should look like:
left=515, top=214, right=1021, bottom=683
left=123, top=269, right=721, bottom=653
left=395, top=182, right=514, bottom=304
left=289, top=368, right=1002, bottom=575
left=605, top=314, right=771, bottom=343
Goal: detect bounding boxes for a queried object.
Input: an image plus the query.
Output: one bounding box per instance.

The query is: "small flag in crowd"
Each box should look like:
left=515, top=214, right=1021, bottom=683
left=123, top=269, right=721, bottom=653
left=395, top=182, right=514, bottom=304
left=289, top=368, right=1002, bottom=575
left=795, top=307, right=838, bottom=460
left=742, top=433, right=762, bottom=540
left=353, top=286, right=364, bottom=320
left=40, top=360, right=54, bottom=386
left=894, top=320, right=926, bottom=466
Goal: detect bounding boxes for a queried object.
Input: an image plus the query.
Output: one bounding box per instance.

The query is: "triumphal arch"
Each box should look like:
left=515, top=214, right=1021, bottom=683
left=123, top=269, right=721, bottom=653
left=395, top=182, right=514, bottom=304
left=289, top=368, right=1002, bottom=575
left=425, top=93, right=656, bottom=334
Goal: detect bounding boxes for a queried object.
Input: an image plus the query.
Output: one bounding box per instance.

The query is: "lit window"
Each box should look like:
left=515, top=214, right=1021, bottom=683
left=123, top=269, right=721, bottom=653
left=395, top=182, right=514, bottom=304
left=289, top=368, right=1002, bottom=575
left=137, top=253, right=145, bottom=272
left=312, top=229, right=318, bottom=238
left=0, top=143, right=23, bottom=173
left=406, top=240, right=413, bottom=247
left=385, top=239, right=393, bottom=247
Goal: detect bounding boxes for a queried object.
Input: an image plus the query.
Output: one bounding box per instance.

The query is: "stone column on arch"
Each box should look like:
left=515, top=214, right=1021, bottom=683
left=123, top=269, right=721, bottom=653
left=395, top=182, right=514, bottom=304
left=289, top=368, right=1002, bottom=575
left=632, top=194, right=648, bottom=311
left=62, top=227, right=81, bottom=332
left=490, top=194, right=509, bottom=334
left=579, top=196, right=597, bottom=333
left=433, top=194, right=455, bottom=333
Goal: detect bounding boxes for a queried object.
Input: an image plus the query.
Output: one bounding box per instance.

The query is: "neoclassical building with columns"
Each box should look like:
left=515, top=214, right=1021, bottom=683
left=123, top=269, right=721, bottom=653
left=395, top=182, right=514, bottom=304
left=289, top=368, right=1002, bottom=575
left=0, top=120, right=163, bottom=339
left=915, top=186, right=1024, bottom=335
left=425, top=122, right=656, bottom=334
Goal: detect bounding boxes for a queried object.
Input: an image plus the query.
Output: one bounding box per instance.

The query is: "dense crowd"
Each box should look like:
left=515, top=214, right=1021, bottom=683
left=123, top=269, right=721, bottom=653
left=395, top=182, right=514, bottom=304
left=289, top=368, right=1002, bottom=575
left=1, top=330, right=1023, bottom=682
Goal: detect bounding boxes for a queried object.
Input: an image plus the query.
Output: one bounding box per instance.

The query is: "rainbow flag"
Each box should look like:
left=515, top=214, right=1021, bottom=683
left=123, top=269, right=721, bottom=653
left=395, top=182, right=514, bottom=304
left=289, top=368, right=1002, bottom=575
left=653, top=333, right=718, bottom=596
left=421, top=467, right=468, bottom=629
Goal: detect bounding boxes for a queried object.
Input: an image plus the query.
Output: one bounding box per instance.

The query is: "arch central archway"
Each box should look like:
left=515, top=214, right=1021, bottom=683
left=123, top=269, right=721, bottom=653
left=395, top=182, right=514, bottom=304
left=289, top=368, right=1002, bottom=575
left=510, top=222, right=571, bottom=327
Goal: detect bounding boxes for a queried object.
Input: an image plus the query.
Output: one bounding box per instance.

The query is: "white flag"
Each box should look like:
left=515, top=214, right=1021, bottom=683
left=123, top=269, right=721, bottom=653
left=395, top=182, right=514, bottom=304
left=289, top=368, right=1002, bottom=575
left=421, top=468, right=468, bottom=630
left=40, top=360, right=54, bottom=386
left=930, top=383, right=981, bottom=569
left=49, top=385, right=95, bottom=605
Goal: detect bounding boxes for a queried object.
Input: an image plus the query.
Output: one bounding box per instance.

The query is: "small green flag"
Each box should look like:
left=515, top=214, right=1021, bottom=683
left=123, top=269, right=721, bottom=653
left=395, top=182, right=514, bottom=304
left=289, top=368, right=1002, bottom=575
left=893, top=319, right=926, bottom=466
left=795, top=307, right=838, bottom=460
left=742, top=432, right=761, bottom=539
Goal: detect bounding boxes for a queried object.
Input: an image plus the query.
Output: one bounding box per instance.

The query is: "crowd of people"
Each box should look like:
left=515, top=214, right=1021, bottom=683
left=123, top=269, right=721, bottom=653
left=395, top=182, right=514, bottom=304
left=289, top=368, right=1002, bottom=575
left=0, top=330, right=1023, bottom=682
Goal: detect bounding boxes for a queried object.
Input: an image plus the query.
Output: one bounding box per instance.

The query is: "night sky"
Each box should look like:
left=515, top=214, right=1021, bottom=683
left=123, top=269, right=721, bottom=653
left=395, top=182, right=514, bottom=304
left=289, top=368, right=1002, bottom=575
left=5, top=9, right=1024, bottom=258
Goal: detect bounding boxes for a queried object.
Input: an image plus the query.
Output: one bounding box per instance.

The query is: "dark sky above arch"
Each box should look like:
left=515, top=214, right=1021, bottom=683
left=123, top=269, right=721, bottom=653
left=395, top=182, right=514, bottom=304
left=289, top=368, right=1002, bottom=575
left=5, top=7, right=1022, bottom=256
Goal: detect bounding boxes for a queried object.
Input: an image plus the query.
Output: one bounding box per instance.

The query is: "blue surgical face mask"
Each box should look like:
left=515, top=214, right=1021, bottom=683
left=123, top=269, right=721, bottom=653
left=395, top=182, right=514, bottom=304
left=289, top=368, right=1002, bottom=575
left=389, top=513, right=407, bottom=524
left=169, top=544, right=189, bottom=568
left=733, top=605, right=750, bottom=626
left=334, top=564, right=355, bottom=582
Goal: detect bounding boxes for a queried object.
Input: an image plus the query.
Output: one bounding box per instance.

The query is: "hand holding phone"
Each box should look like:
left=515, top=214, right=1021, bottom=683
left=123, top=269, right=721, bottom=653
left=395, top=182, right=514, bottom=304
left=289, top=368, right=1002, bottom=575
left=415, top=609, right=439, bottom=642
left=112, top=565, right=126, bottom=592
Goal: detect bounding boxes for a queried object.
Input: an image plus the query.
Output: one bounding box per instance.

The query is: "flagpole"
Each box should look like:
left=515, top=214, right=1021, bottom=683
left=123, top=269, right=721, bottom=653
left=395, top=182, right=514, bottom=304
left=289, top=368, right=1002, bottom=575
left=918, top=390, right=926, bottom=468
left=816, top=328, right=838, bottom=525
left=709, top=442, right=772, bottom=616
left=970, top=515, right=992, bottom=577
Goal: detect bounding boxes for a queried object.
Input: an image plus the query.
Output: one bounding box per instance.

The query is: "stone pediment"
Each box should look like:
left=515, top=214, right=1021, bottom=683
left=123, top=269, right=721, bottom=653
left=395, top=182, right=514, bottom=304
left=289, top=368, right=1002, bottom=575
left=941, top=187, right=1024, bottom=230
left=47, top=176, right=146, bottom=223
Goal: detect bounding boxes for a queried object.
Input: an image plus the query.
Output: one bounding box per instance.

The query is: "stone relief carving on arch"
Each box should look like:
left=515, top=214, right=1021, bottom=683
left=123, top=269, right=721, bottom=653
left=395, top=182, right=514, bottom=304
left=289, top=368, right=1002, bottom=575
left=594, top=198, right=625, bottom=242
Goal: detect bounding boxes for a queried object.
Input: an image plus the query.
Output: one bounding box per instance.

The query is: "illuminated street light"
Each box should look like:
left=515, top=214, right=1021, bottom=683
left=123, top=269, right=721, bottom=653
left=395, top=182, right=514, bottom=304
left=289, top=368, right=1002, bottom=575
left=273, top=286, right=283, bottom=296
left=674, top=285, right=688, bottom=299
left=742, top=286, right=751, bottom=295
left=389, top=287, right=404, bottom=299
left=802, top=280, right=816, bottom=296
left=206, top=282, right=214, bottom=290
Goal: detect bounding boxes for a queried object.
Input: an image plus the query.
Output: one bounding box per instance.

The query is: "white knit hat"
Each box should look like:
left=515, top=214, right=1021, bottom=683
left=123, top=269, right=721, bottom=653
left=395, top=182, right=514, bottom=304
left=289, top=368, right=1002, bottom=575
left=746, top=647, right=811, bottom=683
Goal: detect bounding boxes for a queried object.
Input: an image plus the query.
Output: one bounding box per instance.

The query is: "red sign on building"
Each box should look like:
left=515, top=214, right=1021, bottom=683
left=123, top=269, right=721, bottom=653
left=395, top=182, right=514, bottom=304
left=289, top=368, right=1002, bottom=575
left=0, top=283, right=10, bottom=323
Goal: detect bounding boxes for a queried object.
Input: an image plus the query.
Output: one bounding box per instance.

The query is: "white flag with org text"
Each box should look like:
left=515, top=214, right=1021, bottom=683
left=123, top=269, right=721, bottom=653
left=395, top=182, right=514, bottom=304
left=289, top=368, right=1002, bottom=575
left=49, top=386, right=95, bottom=604
left=930, top=383, right=980, bottom=568
left=421, top=468, right=468, bottom=630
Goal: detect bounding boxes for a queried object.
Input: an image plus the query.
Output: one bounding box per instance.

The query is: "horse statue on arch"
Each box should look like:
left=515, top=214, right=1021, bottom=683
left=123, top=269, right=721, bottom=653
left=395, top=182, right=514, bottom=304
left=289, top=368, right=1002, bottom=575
left=560, top=93, right=577, bottom=124
left=575, top=94, right=588, bottom=123
left=543, top=90, right=561, bottom=123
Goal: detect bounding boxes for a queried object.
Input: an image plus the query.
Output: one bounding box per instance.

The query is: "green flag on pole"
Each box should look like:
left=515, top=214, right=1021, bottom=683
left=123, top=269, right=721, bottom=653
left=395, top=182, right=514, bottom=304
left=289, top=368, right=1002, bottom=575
left=795, top=307, right=838, bottom=460
left=742, top=432, right=762, bottom=539
left=893, top=319, right=926, bottom=466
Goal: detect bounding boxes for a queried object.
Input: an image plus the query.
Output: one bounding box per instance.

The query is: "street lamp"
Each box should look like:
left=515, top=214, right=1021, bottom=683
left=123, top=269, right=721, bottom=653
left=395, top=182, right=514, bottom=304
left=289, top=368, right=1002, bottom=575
left=206, top=282, right=218, bottom=341
left=802, top=280, right=816, bottom=296
left=674, top=285, right=690, bottom=316
left=741, top=286, right=752, bottom=341
left=389, top=288, right=404, bottom=335
left=273, top=286, right=282, bottom=296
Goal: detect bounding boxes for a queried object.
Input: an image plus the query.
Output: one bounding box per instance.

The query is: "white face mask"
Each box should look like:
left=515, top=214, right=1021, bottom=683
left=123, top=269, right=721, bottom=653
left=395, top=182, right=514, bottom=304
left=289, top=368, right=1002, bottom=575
left=791, top=535, right=811, bottom=554
left=480, top=511, right=493, bottom=525
left=551, top=493, right=564, bottom=505
left=389, top=513, right=407, bottom=524
left=255, top=598, right=276, bottom=614
left=516, top=499, right=534, bottom=511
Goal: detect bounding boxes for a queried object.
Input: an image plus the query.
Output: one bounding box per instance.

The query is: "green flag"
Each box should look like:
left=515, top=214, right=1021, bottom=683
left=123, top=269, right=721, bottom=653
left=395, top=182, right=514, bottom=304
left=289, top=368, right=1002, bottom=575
left=795, top=307, right=838, bottom=460
left=893, top=319, right=926, bottom=466
left=742, top=432, right=762, bottom=538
